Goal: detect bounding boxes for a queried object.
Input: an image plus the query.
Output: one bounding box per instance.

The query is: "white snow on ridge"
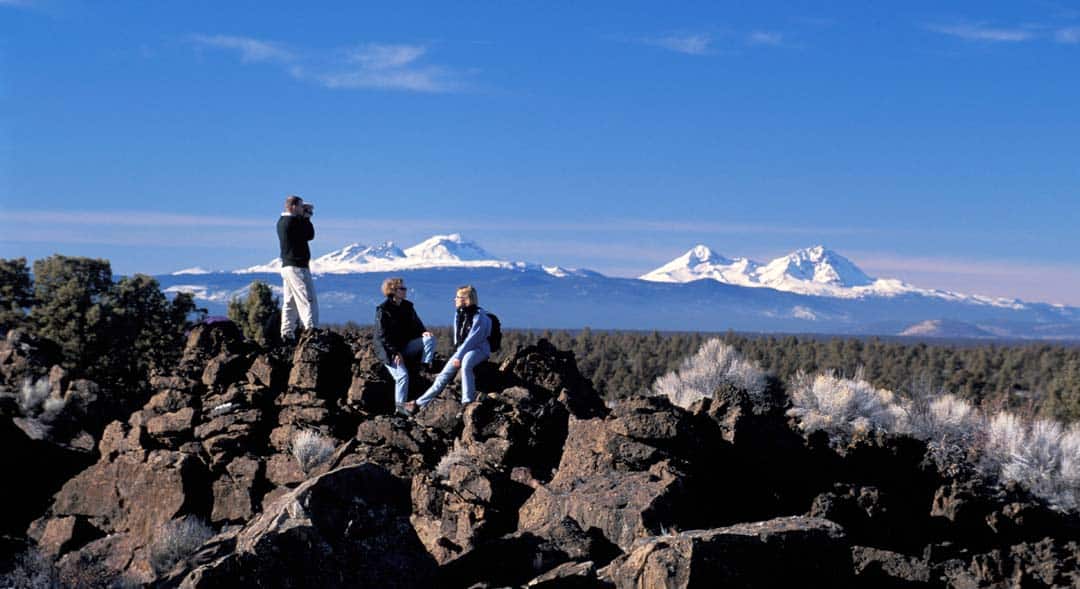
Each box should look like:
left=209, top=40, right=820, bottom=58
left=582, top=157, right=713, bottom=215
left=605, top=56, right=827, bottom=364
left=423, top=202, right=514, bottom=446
left=172, top=266, right=212, bottom=275
left=404, top=233, right=492, bottom=261
left=641, top=244, right=1028, bottom=309
left=640, top=245, right=760, bottom=286
left=237, top=233, right=522, bottom=275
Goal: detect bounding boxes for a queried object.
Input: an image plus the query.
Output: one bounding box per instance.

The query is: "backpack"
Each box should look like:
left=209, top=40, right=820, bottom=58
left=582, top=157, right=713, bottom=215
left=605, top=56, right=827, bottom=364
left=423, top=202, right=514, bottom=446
left=485, top=311, right=502, bottom=353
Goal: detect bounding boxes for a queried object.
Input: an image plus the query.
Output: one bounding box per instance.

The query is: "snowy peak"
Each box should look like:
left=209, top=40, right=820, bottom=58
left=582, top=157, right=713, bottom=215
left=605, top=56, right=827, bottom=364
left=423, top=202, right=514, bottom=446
left=684, top=244, right=731, bottom=266
left=639, top=245, right=759, bottom=285
left=315, top=242, right=406, bottom=266
left=758, top=246, right=874, bottom=288
left=403, top=234, right=493, bottom=262
left=236, top=233, right=521, bottom=274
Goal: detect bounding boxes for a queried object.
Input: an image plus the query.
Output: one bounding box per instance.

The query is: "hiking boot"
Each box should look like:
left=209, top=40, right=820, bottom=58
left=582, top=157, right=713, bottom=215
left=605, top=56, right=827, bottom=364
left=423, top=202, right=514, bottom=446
left=395, top=403, right=415, bottom=417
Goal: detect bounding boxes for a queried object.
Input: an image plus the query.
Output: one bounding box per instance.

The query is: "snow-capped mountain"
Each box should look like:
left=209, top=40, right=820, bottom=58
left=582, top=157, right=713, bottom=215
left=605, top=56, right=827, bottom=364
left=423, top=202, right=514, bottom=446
left=640, top=245, right=1026, bottom=308
left=172, top=266, right=212, bottom=275
left=158, top=234, right=1080, bottom=339
left=756, top=246, right=873, bottom=288
left=639, top=245, right=759, bottom=286
left=231, top=233, right=520, bottom=275
left=403, top=234, right=492, bottom=262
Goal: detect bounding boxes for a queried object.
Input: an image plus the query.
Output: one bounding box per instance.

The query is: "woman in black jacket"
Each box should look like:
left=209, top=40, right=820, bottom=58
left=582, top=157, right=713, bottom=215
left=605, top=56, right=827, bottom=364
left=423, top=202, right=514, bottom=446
left=374, top=277, right=436, bottom=415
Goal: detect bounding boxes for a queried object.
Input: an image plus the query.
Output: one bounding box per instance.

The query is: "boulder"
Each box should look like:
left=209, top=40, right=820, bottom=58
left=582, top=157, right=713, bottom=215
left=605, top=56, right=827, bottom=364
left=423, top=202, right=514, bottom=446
left=288, top=328, right=352, bottom=396
left=599, top=517, right=853, bottom=588
left=518, top=397, right=736, bottom=551
left=49, top=450, right=212, bottom=550
left=348, top=415, right=445, bottom=480
left=202, top=352, right=252, bottom=388
left=0, top=416, right=95, bottom=538
left=437, top=517, right=620, bottom=588
left=177, top=464, right=437, bottom=588
left=33, top=515, right=104, bottom=559
left=211, top=455, right=263, bottom=524
left=851, top=546, right=933, bottom=588
left=246, top=353, right=285, bottom=390
left=410, top=458, right=533, bottom=565
left=499, top=339, right=606, bottom=419
left=345, top=336, right=397, bottom=412
left=459, top=386, right=569, bottom=481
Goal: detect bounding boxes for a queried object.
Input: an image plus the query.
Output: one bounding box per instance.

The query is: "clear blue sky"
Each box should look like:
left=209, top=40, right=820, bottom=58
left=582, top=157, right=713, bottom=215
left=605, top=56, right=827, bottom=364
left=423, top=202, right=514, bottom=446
left=3, top=1, right=1079, bottom=304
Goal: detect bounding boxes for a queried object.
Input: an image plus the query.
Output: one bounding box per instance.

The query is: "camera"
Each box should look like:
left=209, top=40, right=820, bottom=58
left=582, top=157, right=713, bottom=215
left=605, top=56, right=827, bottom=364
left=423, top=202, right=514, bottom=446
left=302, top=203, right=314, bottom=217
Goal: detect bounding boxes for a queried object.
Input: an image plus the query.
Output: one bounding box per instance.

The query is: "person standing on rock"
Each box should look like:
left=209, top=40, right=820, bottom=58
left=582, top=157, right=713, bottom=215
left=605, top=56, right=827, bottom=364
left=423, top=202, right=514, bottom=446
left=375, top=277, right=437, bottom=416
left=408, top=285, right=490, bottom=413
left=278, top=194, right=318, bottom=343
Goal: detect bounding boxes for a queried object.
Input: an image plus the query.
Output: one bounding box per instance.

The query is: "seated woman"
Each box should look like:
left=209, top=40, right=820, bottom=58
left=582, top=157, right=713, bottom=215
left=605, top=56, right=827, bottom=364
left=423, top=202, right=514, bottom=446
left=409, top=285, right=490, bottom=412
left=374, top=277, right=436, bottom=416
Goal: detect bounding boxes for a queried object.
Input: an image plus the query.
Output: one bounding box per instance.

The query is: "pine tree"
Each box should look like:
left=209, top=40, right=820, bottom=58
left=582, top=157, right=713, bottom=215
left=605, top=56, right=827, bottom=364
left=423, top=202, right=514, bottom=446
left=0, top=257, right=33, bottom=332
left=228, top=280, right=280, bottom=346
left=30, top=255, right=114, bottom=375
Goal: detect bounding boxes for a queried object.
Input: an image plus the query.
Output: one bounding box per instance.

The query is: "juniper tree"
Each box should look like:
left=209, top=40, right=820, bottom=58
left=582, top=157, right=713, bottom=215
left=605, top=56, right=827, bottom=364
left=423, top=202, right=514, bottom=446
left=228, top=280, right=280, bottom=346
left=30, top=255, right=114, bottom=375
left=0, top=257, right=33, bottom=332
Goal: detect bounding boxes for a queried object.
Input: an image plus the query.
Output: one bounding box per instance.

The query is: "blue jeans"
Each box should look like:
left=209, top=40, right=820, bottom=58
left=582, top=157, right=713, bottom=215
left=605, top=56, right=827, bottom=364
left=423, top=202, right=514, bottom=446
left=415, top=349, right=489, bottom=407
left=384, top=334, right=436, bottom=404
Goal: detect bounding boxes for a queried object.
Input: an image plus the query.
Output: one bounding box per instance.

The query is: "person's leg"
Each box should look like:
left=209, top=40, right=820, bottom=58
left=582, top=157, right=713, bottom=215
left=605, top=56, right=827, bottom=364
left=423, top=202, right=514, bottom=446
left=385, top=362, right=409, bottom=405
left=280, top=268, right=299, bottom=340
left=459, top=350, right=489, bottom=404
left=292, top=268, right=317, bottom=330
left=421, top=333, right=437, bottom=364
left=401, top=337, right=425, bottom=361
left=301, top=268, right=318, bottom=328
left=415, top=360, right=459, bottom=407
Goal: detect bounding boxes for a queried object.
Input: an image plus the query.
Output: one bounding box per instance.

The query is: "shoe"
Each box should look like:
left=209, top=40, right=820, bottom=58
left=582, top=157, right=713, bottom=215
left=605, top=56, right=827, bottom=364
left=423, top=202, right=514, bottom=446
left=395, top=403, right=414, bottom=417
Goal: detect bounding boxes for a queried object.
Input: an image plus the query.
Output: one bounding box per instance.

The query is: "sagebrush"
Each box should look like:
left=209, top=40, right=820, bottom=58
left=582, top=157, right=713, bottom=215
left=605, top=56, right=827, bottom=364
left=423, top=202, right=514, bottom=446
left=651, top=339, right=767, bottom=408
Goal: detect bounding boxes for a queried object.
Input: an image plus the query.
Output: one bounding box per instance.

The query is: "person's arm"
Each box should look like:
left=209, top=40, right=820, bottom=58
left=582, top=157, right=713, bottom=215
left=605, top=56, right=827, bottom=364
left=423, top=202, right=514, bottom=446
left=451, top=312, right=490, bottom=361
left=374, top=307, right=398, bottom=362
left=414, top=308, right=427, bottom=335
left=302, top=217, right=315, bottom=241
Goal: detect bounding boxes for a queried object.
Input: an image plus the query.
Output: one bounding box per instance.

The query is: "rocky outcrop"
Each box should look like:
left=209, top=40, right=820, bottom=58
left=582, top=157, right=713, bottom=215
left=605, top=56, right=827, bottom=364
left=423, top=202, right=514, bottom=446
left=599, top=517, right=852, bottom=588
left=174, top=464, right=437, bottom=588
left=9, top=324, right=1080, bottom=589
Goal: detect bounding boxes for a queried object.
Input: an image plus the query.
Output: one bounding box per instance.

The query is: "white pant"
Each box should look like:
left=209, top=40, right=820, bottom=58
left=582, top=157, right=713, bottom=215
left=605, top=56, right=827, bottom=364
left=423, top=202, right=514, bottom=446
left=280, top=266, right=318, bottom=338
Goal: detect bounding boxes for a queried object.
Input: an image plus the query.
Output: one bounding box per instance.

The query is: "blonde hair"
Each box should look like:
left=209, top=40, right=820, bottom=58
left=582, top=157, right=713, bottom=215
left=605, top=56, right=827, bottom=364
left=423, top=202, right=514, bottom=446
left=456, top=285, right=478, bottom=306
left=382, top=277, right=405, bottom=297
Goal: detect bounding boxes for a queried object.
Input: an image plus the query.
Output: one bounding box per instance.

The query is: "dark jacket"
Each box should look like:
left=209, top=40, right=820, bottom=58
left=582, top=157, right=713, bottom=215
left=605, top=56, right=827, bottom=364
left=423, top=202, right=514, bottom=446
left=374, top=297, right=427, bottom=364
left=277, top=214, right=314, bottom=268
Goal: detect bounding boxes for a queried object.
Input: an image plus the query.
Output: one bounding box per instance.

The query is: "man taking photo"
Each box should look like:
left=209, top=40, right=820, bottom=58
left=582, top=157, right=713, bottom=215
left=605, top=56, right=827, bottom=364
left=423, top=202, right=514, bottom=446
left=278, top=194, right=318, bottom=343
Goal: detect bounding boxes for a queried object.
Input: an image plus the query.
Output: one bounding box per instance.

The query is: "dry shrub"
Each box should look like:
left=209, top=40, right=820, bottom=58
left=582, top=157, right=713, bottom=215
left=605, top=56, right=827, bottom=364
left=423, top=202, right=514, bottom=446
left=651, top=339, right=767, bottom=408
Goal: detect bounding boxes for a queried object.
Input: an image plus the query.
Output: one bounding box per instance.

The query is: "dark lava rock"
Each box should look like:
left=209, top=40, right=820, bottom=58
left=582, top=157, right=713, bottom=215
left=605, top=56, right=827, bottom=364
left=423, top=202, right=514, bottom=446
left=175, top=464, right=437, bottom=588
left=599, top=516, right=853, bottom=588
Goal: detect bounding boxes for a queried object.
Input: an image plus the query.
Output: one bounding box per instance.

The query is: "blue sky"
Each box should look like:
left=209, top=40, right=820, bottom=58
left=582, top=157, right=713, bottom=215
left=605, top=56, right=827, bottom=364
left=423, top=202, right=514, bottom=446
left=3, top=1, right=1079, bottom=304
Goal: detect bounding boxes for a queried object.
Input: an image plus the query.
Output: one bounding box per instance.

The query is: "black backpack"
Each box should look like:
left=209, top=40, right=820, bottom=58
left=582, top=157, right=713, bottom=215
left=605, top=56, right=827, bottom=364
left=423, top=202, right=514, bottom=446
left=485, top=311, right=502, bottom=353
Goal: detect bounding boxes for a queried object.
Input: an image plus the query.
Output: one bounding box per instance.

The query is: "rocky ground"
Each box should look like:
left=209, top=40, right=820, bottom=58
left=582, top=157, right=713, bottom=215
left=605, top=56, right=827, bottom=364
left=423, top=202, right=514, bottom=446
left=1, top=324, right=1079, bottom=588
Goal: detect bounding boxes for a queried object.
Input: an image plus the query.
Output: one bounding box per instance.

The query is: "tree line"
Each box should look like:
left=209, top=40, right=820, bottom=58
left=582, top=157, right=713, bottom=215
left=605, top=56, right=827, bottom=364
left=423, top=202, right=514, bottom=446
left=4, top=264, right=1077, bottom=425
left=1, top=256, right=202, bottom=397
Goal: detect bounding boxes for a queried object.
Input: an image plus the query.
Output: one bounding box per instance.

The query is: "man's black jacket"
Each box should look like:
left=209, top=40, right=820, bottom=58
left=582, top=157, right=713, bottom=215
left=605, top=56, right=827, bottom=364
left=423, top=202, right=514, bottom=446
left=374, top=297, right=426, bottom=364
left=277, top=215, right=314, bottom=268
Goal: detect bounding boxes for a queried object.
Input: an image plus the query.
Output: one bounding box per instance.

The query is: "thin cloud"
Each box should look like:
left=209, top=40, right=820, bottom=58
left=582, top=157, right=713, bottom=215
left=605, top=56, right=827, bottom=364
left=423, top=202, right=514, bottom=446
left=925, top=23, right=1036, bottom=42
left=643, top=33, right=713, bottom=55
left=188, top=36, right=469, bottom=93
left=747, top=31, right=785, bottom=46
left=7, top=210, right=267, bottom=228
left=1055, top=27, right=1080, bottom=43
left=348, top=43, right=426, bottom=69
left=189, top=34, right=295, bottom=63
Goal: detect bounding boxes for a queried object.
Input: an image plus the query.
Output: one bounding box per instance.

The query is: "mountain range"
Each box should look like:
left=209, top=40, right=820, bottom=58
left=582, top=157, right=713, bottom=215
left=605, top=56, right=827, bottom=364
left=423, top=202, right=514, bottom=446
left=157, top=234, right=1080, bottom=339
